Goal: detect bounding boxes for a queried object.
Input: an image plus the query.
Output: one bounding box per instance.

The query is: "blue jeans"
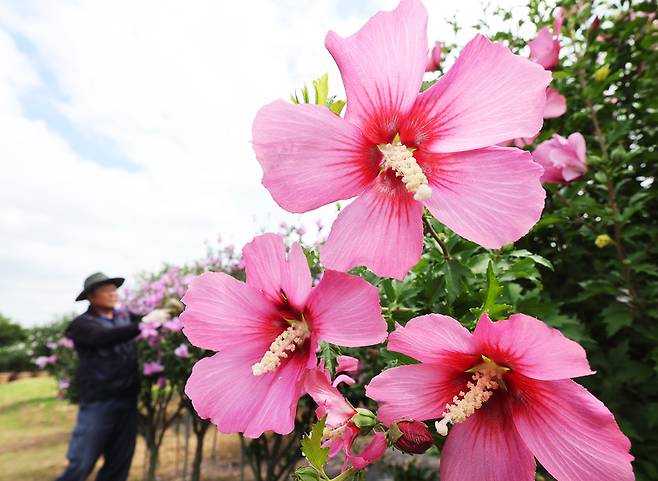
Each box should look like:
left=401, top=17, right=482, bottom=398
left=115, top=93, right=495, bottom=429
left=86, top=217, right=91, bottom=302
left=55, top=398, right=138, bottom=481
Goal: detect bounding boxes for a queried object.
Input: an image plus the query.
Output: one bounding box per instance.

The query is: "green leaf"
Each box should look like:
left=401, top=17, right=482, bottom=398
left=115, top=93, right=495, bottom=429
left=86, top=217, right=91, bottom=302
left=301, top=416, right=329, bottom=471
left=482, top=261, right=503, bottom=313
left=328, top=99, right=345, bottom=115
left=293, top=466, right=322, bottom=481
left=313, top=73, right=329, bottom=106
left=602, top=303, right=633, bottom=336
left=318, top=341, right=340, bottom=377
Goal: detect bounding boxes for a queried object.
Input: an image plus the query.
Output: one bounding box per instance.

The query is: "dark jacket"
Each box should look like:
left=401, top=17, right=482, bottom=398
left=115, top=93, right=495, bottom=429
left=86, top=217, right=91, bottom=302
left=66, top=307, right=142, bottom=403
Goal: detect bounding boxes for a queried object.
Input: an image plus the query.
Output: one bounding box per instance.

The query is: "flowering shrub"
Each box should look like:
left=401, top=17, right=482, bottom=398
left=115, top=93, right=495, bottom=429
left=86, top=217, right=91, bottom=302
left=179, top=0, right=657, bottom=480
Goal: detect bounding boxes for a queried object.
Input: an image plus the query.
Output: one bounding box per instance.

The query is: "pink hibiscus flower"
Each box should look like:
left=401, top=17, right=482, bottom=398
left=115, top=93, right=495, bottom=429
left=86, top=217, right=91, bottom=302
left=529, top=6, right=563, bottom=70
left=252, top=0, right=550, bottom=280
left=366, top=313, right=634, bottom=481
left=533, top=133, right=587, bottom=184
left=543, top=87, right=567, bottom=119
left=425, top=40, right=442, bottom=71
left=181, top=233, right=387, bottom=438
left=305, top=366, right=387, bottom=470
left=143, top=361, right=164, bottom=376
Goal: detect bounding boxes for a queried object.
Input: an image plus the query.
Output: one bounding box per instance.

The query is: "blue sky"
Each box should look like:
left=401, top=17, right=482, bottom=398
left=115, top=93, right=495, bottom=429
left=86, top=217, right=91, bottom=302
left=0, top=0, right=530, bottom=326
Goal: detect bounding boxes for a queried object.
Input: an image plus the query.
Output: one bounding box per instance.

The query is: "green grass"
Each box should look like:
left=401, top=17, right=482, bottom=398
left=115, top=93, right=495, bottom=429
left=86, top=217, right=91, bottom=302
left=0, top=376, right=78, bottom=481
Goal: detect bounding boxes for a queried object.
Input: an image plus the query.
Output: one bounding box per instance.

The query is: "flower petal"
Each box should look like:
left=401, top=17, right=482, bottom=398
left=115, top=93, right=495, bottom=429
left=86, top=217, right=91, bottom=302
left=243, top=234, right=312, bottom=310
left=181, top=272, right=283, bottom=352
left=420, top=146, right=545, bottom=249
left=304, top=366, right=356, bottom=427
left=346, top=431, right=387, bottom=470
left=511, top=377, right=634, bottom=481
left=325, top=0, right=428, bottom=142
left=403, top=34, right=551, bottom=152
left=336, top=355, right=360, bottom=374
left=185, top=348, right=308, bottom=438
left=543, top=87, right=567, bottom=118
left=282, top=242, right=313, bottom=310
left=252, top=100, right=378, bottom=213
left=321, top=174, right=424, bottom=279
left=440, top=396, right=536, bottom=481
left=306, top=270, right=386, bottom=347
left=474, top=313, right=594, bottom=380
left=387, top=314, right=478, bottom=369
left=366, top=364, right=460, bottom=425
left=529, top=27, right=560, bottom=70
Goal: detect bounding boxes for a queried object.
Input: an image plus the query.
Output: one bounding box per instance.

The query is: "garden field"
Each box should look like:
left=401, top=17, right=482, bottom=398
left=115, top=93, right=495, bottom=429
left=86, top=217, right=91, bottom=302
left=0, top=376, right=244, bottom=481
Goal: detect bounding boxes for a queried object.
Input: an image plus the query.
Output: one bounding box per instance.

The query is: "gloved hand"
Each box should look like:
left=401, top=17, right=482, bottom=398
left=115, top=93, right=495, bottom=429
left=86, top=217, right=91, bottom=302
left=141, top=308, right=171, bottom=326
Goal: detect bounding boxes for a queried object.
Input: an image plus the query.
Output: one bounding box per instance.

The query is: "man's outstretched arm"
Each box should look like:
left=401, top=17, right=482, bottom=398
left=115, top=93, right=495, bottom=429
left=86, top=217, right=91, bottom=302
left=67, top=318, right=140, bottom=347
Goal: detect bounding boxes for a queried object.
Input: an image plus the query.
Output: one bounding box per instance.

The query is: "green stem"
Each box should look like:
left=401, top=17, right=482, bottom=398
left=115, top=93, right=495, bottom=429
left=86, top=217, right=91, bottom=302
left=422, top=215, right=450, bottom=260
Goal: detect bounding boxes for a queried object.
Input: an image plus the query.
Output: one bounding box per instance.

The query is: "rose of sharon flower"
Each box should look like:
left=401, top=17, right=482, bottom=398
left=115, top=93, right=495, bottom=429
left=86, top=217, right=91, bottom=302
left=366, top=313, right=634, bottom=481
left=252, top=0, right=550, bottom=280
left=182, top=233, right=387, bottom=438
left=174, top=344, right=189, bottom=358
left=529, top=7, right=563, bottom=71
left=143, top=361, right=164, bottom=376
left=305, top=366, right=387, bottom=470
left=425, top=40, right=442, bottom=71
left=533, top=133, right=587, bottom=184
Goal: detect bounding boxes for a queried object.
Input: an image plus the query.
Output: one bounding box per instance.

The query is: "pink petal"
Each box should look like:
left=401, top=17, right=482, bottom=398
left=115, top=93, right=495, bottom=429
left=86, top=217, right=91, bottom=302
left=336, top=355, right=360, bottom=374
left=473, top=313, right=594, bottom=380
left=440, top=396, right=536, bottom=481
left=325, top=0, right=428, bottom=142
left=282, top=242, right=313, bottom=310
left=185, top=348, right=309, bottom=438
left=529, top=27, right=560, bottom=70
left=533, top=133, right=587, bottom=184
left=569, top=132, right=587, bottom=163
left=544, top=87, right=567, bottom=118
left=553, top=7, right=565, bottom=35
left=420, top=146, right=545, bottom=249
left=346, top=431, right=387, bottom=470
left=243, top=234, right=312, bottom=310
left=306, top=270, right=386, bottom=347
left=425, top=40, right=442, bottom=72
left=387, top=314, right=478, bottom=370
left=252, top=101, right=377, bottom=213
left=404, top=34, right=551, bottom=152
left=511, top=377, right=634, bottom=481
left=332, top=374, right=356, bottom=387
left=304, top=366, right=356, bottom=427
left=366, top=364, right=460, bottom=425
left=181, top=272, right=283, bottom=352
left=321, top=174, right=424, bottom=279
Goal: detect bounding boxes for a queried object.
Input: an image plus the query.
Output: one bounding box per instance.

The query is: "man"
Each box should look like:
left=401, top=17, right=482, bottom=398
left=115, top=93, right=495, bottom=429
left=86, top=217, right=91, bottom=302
left=55, top=272, right=144, bottom=481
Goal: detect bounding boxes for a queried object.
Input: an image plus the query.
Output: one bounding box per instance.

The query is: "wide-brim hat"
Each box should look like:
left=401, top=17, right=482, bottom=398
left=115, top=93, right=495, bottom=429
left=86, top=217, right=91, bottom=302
left=75, top=272, right=125, bottom=301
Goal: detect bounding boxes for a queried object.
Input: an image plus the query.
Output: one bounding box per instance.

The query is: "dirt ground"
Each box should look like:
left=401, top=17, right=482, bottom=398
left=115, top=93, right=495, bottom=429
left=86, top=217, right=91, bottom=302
left=0, top=375, right=247, bottom=481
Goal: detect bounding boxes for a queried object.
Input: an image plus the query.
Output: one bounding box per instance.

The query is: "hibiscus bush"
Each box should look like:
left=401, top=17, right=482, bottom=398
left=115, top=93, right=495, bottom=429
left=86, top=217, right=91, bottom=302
left=178, top=0, right=654, bottom=480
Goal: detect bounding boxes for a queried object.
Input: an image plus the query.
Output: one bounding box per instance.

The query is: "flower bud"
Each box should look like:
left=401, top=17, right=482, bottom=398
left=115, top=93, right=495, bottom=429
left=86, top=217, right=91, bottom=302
left=594, top=65, right=610, bottom=82
left=595, top=234, right=613, bottom=248
left=351, top=408, right=377, bottom=430
left=392, top=420, right=434, bottom=454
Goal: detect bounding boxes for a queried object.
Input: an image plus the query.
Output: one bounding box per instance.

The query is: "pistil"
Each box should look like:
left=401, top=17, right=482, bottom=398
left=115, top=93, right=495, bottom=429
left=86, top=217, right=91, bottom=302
left=379, top=141, right=432, bottom=201
left=435, top=366, right=500, bottom=436
left=251, top=321, right=310, bottom=376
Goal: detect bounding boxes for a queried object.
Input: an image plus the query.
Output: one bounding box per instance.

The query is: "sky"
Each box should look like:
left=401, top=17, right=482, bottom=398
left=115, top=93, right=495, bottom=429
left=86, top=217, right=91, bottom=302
left=0, top=0, right=534, bottom=326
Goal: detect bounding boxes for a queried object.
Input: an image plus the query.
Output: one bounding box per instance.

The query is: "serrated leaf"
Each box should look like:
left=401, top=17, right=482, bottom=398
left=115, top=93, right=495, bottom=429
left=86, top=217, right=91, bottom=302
left=302, top=416, right=329, bottom=471
left=602, top=303, right=633, bottom=336
left=293, top=466, right=321, bottom=481
left=318, top=341, right=340, bottom=376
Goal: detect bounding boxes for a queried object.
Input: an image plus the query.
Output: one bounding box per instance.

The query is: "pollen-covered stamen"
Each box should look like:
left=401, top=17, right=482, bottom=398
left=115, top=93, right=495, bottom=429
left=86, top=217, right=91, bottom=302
left=251, top=321, right=310, bottom=376
left=379, top=141, right=432, bottom=201
left=435, top=365, right=500, bottom=436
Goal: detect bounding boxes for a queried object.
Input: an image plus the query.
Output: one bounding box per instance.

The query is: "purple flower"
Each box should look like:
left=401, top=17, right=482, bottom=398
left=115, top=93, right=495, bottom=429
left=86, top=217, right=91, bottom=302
left=174, top=344, right=189, bottom=358
left=143, top=361, right=165, bottom=376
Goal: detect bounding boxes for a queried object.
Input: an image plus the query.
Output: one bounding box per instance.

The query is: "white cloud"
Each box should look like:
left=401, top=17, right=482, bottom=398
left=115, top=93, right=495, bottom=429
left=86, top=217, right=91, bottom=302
left=0, top=0, right=531, bottom=326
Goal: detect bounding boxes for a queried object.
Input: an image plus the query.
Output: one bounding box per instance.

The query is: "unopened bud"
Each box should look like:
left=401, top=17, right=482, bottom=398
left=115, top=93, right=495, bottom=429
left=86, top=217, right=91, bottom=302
left=595, top=234, right=613, bottom=248
left=351, top=408, right=377, bottom=430
left=392, top=420, right=434, bottom=454
left=594, top=65, right=610, bottom=82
